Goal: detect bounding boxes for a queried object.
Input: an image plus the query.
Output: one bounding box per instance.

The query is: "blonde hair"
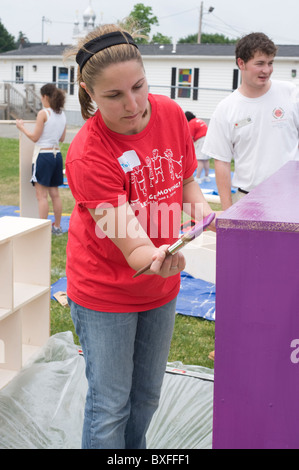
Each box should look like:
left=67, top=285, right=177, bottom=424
left=64, top=24, right=143, bottom=120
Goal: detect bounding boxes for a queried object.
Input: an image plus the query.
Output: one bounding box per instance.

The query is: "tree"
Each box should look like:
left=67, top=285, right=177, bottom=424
left=15, top=31, right=30, bottom=49
left=125, top=3, right=159, bottom=44
left=178, top=33, right=237, bottom=44
left=201, top=33, right=237, bottom=44
left=0, top=20, right=15, bottom=52
left=151, top=32, right=172, bottom=44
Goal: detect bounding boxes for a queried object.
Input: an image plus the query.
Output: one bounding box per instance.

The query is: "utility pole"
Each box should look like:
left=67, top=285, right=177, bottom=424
left=197, top=1, right=204, bottom=44
left=42, top=16, right=45, bottom=45
left=41, top=16, right=51, bottom=45
left=197, top=3, right=214, bottom=44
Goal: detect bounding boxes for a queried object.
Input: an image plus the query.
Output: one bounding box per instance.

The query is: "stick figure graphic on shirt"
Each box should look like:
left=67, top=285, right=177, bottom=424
left=171, top=154, right=184, bottom=181
left=152, top=149, right=165, bottom=183
left=145, top=156, right=155, bottom=187
left=133, top=166, right=147, bottom=197
left=130, top=147, right=183, bottom=207
left=164, top=149, right=175, bottom=180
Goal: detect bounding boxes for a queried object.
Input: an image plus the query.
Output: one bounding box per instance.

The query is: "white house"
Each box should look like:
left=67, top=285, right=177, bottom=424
left=1, top=4, right=299, bottom=125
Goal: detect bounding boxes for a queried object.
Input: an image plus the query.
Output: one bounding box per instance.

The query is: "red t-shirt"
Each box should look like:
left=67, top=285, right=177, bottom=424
left=66, top=94, right=197, bottom=312
left=188, top=118, right=208, bottom=142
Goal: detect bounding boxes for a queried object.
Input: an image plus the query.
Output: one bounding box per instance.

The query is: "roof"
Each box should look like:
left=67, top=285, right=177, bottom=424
left=0, top=44, right=69, bottom=57
left=1, top=42, right=299, bottom=58
left=140, top=43, right=236, bottom=56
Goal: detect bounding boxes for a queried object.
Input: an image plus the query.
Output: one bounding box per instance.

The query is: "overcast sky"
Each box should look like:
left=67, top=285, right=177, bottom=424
left=1, top=0, right=299, bottom=46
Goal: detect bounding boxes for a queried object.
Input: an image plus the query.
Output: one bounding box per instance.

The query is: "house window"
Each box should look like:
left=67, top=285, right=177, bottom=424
left=171, top=67, right=199, bottom=100
left=58, top=67, right=69, bottom=92
left=15, top=65, right=24, bottom=83
left=52, top=66, right=75, bottom=95
left=178, top=68, right=192, bottom=98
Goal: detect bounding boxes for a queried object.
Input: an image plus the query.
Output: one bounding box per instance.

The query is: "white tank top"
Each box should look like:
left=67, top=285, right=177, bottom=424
left=36, top=108, right=66, bottom=148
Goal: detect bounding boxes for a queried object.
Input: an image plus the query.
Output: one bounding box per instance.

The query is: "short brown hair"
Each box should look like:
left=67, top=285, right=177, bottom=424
left=235, top=32, right=278, bottom=66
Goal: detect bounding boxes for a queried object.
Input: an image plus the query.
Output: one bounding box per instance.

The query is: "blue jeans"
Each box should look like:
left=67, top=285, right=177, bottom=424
left=69, top=297, right=177, bottom=449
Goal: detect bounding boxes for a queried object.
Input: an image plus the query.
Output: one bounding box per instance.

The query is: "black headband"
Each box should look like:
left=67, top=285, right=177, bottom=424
left=76, top=31, right=139, bottom=72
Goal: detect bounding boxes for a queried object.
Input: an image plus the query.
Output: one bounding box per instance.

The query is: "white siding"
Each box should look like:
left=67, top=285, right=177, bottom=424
left=1, top=51, right=299, bottom=123
left=272, top=59, right=299, bottom=82
left=0, top=60, right=14, bottom=81
left=143, top=56, right=235, bottom=119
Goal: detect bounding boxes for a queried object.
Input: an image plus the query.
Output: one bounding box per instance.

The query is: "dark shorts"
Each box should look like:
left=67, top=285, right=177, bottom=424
left=31, top=151, right=63, bottom=187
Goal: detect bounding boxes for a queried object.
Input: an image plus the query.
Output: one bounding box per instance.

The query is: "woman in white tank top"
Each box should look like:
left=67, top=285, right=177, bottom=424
left=16, top=84, right=67, bottom=235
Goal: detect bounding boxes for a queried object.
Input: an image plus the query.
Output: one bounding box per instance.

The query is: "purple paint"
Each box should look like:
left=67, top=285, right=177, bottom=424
left=213, top=162, right=299, bottom=449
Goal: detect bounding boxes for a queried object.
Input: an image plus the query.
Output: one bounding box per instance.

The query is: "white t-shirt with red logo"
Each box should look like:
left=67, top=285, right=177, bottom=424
left=202, top=80, right=299, bottom=191
left=66, top=94, right=197, bottom=312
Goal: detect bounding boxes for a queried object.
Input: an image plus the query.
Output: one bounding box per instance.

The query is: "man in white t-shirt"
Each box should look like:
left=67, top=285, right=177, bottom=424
left=202, top=32, right=299, bottom=210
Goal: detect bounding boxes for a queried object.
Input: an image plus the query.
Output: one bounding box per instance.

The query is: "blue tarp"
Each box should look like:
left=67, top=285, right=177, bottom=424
left=177, top=272, right=215, bottom=321
left=51, top=277, right=67, bottom=300
left=197, top=170, right=236, bottom=196
left=51, top=273, right=216, bottom=321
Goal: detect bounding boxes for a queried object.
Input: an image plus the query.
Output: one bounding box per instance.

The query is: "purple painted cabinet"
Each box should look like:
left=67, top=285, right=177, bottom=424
left=213, top=162, right=299, bottom=449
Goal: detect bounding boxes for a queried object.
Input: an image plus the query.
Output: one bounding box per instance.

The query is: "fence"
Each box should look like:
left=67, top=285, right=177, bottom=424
left=0, top=83, right=42, bottom=120
left=0, top=80, right=233, bottom=122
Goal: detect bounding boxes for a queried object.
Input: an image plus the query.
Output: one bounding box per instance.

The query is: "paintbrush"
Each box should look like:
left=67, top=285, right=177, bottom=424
left=132, top=212, right=215, bottom=278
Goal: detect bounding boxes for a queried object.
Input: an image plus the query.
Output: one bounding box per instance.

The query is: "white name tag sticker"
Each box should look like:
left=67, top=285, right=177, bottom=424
left=118, top=150, right=141, bottom=173
left=234, top=117, right=252, bottom=129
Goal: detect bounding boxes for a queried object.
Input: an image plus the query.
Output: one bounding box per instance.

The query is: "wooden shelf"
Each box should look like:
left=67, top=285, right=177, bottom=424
left=0, top=216, right=51, bottom=389
left=22, top=344, right=41, bottom=365
left=181, top=231, right=216, bottom=283
left=14, top=283, right=49, bottom=310
left=0, top=308, right=12, bottom=322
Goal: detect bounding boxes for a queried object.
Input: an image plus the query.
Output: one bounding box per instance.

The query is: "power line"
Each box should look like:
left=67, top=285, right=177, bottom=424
left=159, top=7, right=198, bottom=20
left=203, top=18, right=244, bottom=39
left=49, top=20, right=75, bottom=25
left=210, top=13, right=246, bottom=36
left=158, top=7, right=245, bottom=40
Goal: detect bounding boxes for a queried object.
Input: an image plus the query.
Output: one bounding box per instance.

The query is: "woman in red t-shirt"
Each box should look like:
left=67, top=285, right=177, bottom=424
left=64, top=23, right=216, bottom=450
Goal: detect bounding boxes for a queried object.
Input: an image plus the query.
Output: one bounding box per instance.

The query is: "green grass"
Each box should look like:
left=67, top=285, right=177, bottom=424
left=0, top=137, right=216, bottom=368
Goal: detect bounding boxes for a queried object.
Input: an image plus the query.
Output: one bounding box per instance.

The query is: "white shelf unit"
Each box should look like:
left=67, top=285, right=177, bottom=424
left=0, top=216, right=51, bottom=389
left=19, top=122, right=39, bottom=218
left=181, top=231, right=216, bottom=283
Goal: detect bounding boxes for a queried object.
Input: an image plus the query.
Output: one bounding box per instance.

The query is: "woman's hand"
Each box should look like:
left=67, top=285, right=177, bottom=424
left=16, top=119, right=25, bottom=131
left=148, top=245, right=186, bottom=278
left=88, top=205, right=186, bottom=278
left=15, top=110, right=46, bottom=142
